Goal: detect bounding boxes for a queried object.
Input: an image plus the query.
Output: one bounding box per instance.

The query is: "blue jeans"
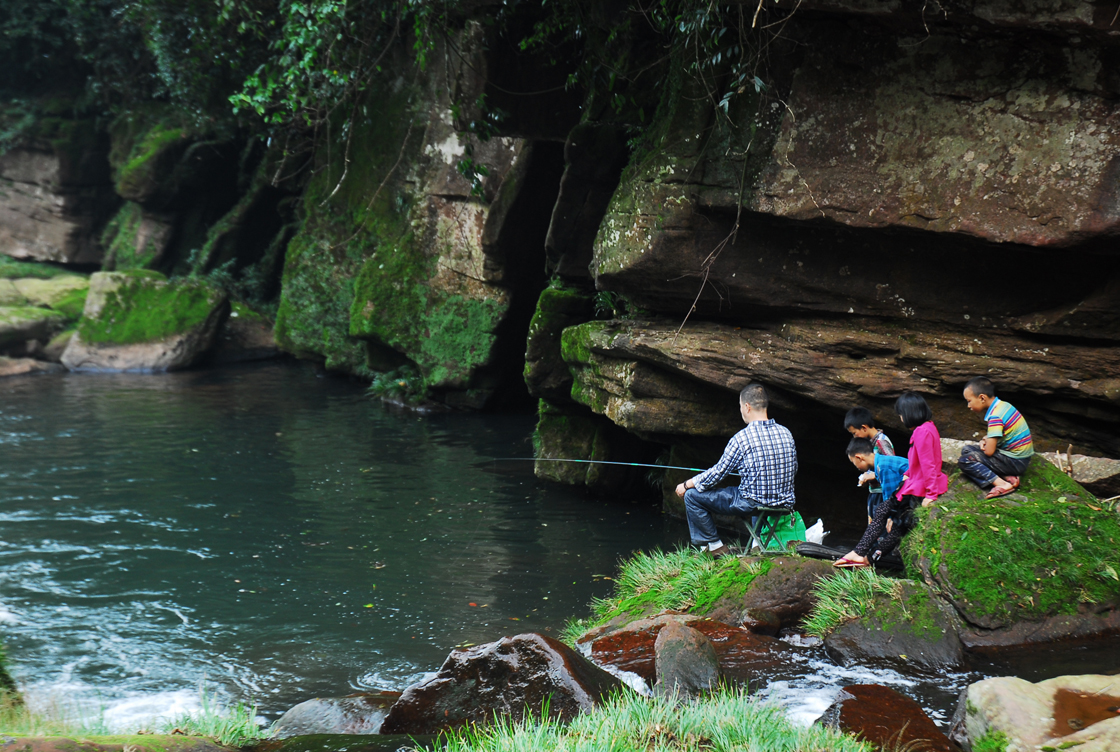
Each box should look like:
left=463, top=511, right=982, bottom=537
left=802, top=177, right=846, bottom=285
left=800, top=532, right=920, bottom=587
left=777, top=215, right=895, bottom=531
left=958, top=444, right=1031, bottom=488
left=683, top=486, right=776, bottom=545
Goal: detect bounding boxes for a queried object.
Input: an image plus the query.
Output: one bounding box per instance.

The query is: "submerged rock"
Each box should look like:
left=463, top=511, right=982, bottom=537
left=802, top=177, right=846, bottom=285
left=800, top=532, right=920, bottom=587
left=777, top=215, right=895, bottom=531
left=652, top=621, right=721, bottom=701
left=819, top=684, right=957, bottom=752
left=589, top=613, right=796, bottom=684
left=61, top=271, right=227, bottom=372
left=271, top=691, right=401, bottom=738
left=378, top=632, right=622, bottom=735
left=957, top=674, right=1120, bottom=752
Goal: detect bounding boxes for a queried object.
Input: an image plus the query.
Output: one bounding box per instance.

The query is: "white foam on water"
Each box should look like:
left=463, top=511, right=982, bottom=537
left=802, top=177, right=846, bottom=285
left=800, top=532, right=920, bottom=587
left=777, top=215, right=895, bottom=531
left=102, top=688, right=201, bottom=731
left=21, top=681, right=217, bottom=733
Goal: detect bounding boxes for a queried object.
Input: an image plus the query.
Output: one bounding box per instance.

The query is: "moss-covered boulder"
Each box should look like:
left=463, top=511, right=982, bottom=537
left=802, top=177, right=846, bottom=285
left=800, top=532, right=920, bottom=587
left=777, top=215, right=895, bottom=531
left=12, top=275, right=88, bottom=313
left=903, top=459, right=1120, bottom=630
left=100, top=201, right=173, bottom=271
left=523, top=285, right=593, bottom=404
left=822, top=580, right=966, bottom=672
left=61, top=271, right=227, bottom=372
left=108, top=107, right=199, bottom=206
left=0, top=306, right=67, bottom=346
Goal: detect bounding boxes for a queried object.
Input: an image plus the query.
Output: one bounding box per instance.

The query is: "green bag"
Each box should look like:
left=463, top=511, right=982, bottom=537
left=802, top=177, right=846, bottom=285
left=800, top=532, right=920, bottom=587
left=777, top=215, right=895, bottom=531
left=765, top=511, right=808, bottom=551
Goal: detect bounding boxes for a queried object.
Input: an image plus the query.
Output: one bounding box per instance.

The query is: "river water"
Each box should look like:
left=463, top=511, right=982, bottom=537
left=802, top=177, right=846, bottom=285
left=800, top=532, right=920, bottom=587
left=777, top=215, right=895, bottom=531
left=0, top=362, right=1113, bottom=732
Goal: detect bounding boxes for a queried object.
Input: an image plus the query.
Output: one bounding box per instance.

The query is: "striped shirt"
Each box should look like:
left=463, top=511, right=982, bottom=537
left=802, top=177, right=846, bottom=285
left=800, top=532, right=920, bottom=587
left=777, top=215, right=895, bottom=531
left=872, top=430, right=895, bottom=456
left=985, top=397, right=1034, bottom=459
left=693, top=419, right=797, bottom=508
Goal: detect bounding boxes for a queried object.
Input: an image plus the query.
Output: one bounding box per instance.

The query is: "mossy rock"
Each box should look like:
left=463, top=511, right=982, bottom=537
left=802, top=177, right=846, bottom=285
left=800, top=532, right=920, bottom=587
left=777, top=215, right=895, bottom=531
left=108, top=107, right=197, bottom=204
left=0, top=256, right=80, bottom=280
left=12, top=276, right=88, bottom=313
left=0, top=279, right=28, bottom=306
left=903, top=458, right=1120, bottom=629
left=822, top=580, right=966, bottom=672
left=101, top=202, right=170, bottom=271
left=533, top=399, right=652, bottom=493
left=75, top=271, right=224, bottom=346
left=699, top=556, right=836, bottom=628
left=523, top=285, right=594, bottom=403
left=0, top=306, right=68, bottom=346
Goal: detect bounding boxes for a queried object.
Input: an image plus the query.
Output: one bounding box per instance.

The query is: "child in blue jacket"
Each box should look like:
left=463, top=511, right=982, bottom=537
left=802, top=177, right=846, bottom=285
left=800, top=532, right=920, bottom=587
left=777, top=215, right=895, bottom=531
left=836, top=436, right=909, bottom=567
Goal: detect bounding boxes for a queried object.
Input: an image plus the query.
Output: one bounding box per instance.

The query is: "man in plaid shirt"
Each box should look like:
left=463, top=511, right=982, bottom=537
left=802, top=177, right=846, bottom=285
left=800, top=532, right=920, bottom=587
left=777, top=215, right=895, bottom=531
left=674, top=383, right=798, bottom=558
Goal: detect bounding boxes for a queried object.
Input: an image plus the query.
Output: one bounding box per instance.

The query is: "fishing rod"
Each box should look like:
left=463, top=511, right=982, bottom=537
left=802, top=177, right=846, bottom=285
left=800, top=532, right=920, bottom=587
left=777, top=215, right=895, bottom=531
left=490, top=457, right=741, bottom=476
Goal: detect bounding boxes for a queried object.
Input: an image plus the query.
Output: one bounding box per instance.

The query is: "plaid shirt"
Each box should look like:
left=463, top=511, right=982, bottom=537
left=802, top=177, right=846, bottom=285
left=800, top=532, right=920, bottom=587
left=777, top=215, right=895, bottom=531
left=693, top=419, right=797, bottom=508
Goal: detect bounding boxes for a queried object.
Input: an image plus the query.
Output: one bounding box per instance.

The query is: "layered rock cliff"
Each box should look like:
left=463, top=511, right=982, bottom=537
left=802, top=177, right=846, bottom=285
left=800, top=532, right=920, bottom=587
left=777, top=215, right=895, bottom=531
left=2, top=1, right=1119, bottom=508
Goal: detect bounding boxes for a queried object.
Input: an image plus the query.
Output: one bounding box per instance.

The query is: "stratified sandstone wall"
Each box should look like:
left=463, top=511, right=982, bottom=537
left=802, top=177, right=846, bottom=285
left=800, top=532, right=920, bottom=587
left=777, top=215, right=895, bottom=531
left=530, top=2, right=1120, bottom=492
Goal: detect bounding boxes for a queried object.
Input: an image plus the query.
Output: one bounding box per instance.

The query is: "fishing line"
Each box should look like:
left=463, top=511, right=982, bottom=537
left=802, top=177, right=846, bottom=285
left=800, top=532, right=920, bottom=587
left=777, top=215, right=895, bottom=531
left=490, top=457, right=741, bottom=477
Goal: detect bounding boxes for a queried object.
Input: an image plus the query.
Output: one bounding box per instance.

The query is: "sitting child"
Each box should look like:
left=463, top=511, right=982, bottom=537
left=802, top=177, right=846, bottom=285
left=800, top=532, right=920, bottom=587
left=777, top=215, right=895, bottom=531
left=843, top=406, right=895, bottom=524
left=836, top=391, right=946, bottom=568
left=960, top=376, right=1034, bottom=499
left=835, top=437, right=909, bottom=568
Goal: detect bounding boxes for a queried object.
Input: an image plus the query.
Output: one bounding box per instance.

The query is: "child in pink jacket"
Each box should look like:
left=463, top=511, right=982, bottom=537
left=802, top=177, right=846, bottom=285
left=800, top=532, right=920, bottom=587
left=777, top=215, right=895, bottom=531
left=835, top=391, right=947, bottom=568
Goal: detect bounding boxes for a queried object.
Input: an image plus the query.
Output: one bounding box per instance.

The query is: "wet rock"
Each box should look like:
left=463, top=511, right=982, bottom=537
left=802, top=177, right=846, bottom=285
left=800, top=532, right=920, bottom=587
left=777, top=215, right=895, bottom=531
left=823, top=581, right=966, bottom=672
left=590, top=613, right=796, bottom=684
left=959, top=674, right=1120, bottom=752
left=271, top=691, right=401, bottom=738
left=701, top=556, right=836, bottom=628
left=818, top=684, right=957, bottom=752
left=960, top=609, right=1120, bottom=653
left=61, top=272, right=227, bottom=373
left=652, top=621, right=721, bottom=700
left=249, top=735, right=436, bottom=752
left=379, top=632, right=622, bottom=735
left=533, top=399, right=654, bottom=492
left=741, top=608, right=781, bottom=636
left=0, top=356, right=64, bottom=378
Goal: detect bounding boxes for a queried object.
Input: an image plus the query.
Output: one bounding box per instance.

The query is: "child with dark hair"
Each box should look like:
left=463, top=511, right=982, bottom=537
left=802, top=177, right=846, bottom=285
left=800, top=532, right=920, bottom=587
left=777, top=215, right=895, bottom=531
left=960, top=377, right=1033, bottom=499
left=835, top=437, right=909, bottom=568
left=835, top=391, right=947, bottom=568
left=843, top=407, right=895, bottom=524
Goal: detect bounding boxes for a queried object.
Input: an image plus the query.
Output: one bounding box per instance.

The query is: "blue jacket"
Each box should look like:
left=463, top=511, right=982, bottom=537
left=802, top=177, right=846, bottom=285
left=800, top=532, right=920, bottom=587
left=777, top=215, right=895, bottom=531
left=874, top=454, right=909, bottom=501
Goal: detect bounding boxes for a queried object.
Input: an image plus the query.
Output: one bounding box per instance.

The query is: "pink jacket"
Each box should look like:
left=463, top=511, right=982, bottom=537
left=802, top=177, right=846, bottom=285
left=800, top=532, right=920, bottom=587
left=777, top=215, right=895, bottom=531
left=897, top=421, right=948, bottom=500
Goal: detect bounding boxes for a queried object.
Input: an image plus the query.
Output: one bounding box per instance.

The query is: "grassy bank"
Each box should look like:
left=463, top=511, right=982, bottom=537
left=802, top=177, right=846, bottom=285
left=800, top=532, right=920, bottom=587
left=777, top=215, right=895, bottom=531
left=560, top=548, right=772, bottom=644
left=802, top=568, right=902, bottom=637
left=432, top=687, right=870, bottom=752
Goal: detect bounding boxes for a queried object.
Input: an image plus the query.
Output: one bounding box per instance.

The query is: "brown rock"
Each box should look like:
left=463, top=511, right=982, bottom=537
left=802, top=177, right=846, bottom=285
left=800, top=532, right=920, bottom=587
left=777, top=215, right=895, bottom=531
left=0, top=356, right=64, bottom=378
left=652, top=621, right=721, bottom=700
left=590, top=614, right=796, bottom=684
left=819, top=684, right=958, bottom=752
left=378, top=633, right=622, bottom=735
left=701, top=556, right=837, bottom=628
left=960, top=609, right=1120, bottom=653
left=271, top=691, right=401, bottom=738
left=741, top=608, right=781, bottom=636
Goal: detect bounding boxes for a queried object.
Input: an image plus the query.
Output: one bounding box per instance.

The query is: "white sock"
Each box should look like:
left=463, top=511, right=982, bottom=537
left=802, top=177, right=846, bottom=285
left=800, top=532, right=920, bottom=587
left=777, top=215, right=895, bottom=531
left=708, top=541, right=725, bottom=551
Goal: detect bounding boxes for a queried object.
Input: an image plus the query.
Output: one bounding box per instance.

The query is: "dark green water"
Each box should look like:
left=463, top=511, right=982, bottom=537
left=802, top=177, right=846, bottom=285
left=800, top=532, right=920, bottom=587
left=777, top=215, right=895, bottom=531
left=0, top=362, right=684, bottom=726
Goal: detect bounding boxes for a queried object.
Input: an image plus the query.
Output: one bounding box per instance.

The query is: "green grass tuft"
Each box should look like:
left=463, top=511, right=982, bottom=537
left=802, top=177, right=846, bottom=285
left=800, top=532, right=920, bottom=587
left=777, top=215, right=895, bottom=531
left=972, top=729, right=1010, bottom=752
left=802, top=568, right=902, bottom=638
left=561, top=548, right=771, bottom=644
left=0, top=692, right=109, bottom=736
left=157, top=687, right=268, bottom=747
left=433, top=686, right=871, bottom=752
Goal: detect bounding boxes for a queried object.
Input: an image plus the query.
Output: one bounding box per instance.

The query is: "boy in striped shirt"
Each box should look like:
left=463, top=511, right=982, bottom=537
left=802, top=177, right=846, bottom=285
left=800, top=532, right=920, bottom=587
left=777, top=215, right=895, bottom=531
left=960, top=377, right=1034, bottom=499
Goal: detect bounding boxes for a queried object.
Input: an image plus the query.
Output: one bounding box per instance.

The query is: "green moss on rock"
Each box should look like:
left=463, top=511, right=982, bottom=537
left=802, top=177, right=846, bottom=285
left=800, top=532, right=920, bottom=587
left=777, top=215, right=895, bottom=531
left=903, top=458, right=1120, bottom=629
left=101, top=202, right=164, bottom=271
left=77, top=272, right=226, bottom=345
left=108, top=107, right=195, bottom=201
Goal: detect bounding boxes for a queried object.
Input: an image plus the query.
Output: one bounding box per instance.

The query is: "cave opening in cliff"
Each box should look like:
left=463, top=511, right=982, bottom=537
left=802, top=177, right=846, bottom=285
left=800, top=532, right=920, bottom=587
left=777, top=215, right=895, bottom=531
left=477, top=140, right=567, bottom=412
